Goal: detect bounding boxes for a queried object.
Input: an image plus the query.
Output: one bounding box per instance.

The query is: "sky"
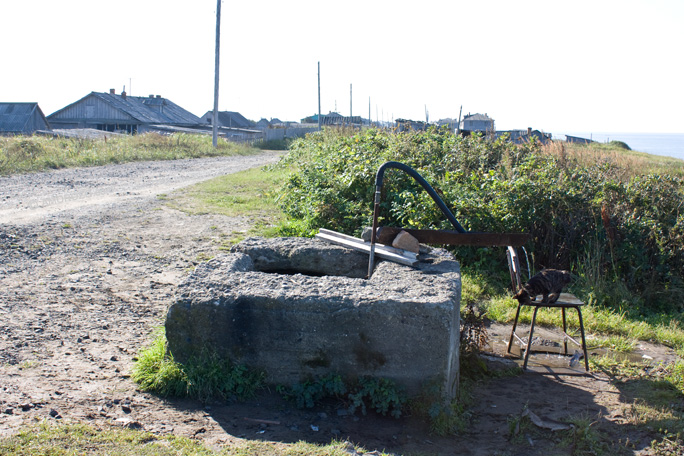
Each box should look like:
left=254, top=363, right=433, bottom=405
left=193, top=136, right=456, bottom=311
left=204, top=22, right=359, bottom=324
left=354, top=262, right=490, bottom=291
left=2, top=0, right=683, bottom=134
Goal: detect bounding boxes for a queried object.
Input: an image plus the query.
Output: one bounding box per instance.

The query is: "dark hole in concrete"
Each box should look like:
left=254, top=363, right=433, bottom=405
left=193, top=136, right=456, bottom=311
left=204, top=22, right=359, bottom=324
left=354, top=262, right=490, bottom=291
left=257, top=268, right=329, bottom=277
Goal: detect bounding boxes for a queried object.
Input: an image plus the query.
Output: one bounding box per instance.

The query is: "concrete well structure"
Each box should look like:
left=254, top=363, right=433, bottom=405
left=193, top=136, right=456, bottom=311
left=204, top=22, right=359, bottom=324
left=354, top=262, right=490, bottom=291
left=165, top=237, right=461, bottom=400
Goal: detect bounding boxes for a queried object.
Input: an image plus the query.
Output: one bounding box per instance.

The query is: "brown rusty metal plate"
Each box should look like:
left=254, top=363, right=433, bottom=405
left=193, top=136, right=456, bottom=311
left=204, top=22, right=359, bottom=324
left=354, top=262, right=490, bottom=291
left=376, top=227, right=531, bottom=247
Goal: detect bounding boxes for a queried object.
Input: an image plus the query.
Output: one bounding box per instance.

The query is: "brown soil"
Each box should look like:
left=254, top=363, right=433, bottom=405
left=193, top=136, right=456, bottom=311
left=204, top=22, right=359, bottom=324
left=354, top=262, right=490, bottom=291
left=0, top=154, right=679, bottom=455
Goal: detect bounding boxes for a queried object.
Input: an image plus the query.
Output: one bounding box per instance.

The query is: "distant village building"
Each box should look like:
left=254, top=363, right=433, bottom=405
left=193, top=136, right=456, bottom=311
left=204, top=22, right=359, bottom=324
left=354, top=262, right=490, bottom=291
left=436, top=118, right=459, bottom=131
left=201, top=111, right=255, bottom=129
left=495, top=128, right=552, bottom=144
left=47, top=89, right=202, bottom=134
left=461, top=113, right=494, bottom=132
left=301, top=112, right=362, bottom=126
left=564, top=134, right=595, bottom=144
left=395, top=118, right=428, bottom=131
left=0, top=102, right=50, bottom=135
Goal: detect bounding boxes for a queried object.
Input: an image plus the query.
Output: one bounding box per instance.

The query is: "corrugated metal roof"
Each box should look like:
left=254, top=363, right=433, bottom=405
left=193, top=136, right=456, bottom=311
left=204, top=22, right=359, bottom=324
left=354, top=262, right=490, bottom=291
left=94, top=92, right=201, bottom=125
left=0, top=102, right=49, bottom=133
left=48, top=92, right=201, bottom=126
left=200, top=111, right=254, bottom=129
left=463, top=113, right=493, bottom=121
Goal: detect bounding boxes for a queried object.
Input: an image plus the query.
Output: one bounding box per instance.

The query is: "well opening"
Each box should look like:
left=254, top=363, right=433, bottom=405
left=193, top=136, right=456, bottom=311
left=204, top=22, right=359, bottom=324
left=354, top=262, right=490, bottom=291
left=165, top=236, right=461, bottom=401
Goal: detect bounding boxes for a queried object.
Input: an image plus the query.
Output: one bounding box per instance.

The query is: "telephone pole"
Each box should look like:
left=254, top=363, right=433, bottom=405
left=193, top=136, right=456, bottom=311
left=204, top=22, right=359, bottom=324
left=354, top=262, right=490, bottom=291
left=317, top=62, right=321, bottom=131
left=212, top=0, right=221, bottom=148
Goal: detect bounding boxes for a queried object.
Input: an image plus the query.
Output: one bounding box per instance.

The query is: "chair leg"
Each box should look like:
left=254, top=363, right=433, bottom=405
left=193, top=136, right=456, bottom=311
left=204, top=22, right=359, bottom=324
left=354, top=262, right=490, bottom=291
left=508, top=303, right=523, bottom=354
left=523, top=306, right=540, bottom=371
left=561, top=307, right=568, bottom=355
left=576, top=307, right=590, bottom=372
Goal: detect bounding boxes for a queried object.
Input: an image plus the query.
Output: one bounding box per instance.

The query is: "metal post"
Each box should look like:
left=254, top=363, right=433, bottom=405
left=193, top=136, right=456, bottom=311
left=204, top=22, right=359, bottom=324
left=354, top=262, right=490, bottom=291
left=212, top=0, right=221, bottom=148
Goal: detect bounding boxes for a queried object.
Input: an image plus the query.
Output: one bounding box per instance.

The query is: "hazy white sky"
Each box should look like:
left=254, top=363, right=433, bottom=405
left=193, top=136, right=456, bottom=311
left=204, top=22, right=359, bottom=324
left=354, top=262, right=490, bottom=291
left=2, top=0, right=682, bottom=133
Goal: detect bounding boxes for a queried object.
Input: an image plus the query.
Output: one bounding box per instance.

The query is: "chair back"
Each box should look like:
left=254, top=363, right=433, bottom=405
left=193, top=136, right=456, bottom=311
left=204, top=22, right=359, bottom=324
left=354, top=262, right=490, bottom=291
left=506, top=246, right=523, bottom=292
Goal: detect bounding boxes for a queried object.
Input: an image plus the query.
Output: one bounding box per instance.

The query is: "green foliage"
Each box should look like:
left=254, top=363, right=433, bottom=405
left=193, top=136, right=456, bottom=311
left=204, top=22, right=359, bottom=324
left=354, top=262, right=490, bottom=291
left=608, top=140, right=631, bottom=150
left=411, top=378, right=474, bottom=436
left=278, top=374, right=407, bottom=418
left=132, top=329, right=264, bottom=402
left=276, top=127, right=684, bottom=313
left=277, top=374, right=347, bottom=409
left=0, top=133, right=258, bottom=175
left=347, top=377, right=406, bottom=418
left=254, top=138, right=294, bottom=150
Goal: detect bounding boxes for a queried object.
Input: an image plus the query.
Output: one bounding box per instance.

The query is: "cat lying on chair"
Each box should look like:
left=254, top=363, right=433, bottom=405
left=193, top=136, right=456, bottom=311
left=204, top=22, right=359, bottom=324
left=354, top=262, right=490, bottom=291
left=514, top=269, right=572, bottom=305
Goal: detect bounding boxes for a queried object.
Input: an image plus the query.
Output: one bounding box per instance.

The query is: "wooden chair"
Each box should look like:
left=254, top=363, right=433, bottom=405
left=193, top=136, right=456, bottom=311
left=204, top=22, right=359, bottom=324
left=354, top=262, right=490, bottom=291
left=506, top=246, right=589, bottom=371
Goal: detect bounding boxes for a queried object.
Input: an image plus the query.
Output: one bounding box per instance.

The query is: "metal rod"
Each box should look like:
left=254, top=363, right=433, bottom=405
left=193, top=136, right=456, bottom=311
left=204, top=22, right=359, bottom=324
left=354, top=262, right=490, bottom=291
left=367, top=185, right=382, bottom=278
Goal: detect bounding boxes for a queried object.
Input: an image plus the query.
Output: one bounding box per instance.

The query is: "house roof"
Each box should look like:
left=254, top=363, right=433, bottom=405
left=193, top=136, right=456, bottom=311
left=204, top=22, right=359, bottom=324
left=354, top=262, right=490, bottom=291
left=48, top=92, right=201, bottom=125
left=201, top=111, right=254, bottom=129
left=463, top=113, right=493, bottom=122
left=0, top=102, right=49, bottom=133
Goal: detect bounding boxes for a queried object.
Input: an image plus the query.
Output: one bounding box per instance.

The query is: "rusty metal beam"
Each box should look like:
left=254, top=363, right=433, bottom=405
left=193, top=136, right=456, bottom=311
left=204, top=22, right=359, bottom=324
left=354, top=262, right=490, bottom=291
left=376, top=227, right=531, bottom=247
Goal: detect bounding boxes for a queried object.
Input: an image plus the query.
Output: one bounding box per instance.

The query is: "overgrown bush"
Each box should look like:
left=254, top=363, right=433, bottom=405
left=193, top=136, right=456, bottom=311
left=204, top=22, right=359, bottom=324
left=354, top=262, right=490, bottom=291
left=275, top=127, right=684, bottom=313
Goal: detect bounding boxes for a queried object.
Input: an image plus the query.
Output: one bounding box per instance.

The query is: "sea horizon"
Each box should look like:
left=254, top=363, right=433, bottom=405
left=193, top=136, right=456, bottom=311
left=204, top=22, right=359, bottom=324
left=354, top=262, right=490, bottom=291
left=550, top=131, right=684, bottom=161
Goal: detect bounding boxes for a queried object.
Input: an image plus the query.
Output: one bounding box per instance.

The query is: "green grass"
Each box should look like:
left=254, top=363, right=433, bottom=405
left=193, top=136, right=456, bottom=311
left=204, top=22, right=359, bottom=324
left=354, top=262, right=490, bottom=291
left=0, top=133, right=260, bottom=175
left=164, top=164, right=314, bottom=241
left=0, top=422, right=367, bottom=455
left=165, top=165, right=287, bottom=218
left=132, top=329, right=264, bottom=402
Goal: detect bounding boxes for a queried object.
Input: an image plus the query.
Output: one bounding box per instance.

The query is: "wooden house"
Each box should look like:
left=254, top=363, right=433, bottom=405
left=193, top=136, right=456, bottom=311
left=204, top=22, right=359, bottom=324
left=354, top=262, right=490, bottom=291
left=200, top=111, right=255, bottom=129
left=461, top=113, right=494, bottom=132
left=565, top=134, right=595, bottom=144
left=47, top=90, right=202, bottom=134
left=0, top=102, right=50, bottom=135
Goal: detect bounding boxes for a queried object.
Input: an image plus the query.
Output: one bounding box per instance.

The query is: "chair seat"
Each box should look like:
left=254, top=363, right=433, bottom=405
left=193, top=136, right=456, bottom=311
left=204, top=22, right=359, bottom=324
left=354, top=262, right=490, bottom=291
left=523, top=293, right=585, bottom=307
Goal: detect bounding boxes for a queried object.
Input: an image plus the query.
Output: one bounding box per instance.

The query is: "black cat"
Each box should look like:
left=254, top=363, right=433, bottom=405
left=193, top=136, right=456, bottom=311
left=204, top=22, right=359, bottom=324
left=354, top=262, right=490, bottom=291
left=514, top=269, right=572, bottom=305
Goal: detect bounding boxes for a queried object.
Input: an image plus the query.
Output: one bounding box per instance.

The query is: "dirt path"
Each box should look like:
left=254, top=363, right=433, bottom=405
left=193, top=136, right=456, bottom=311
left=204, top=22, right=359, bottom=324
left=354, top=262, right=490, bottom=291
left=0, top=153, right=678, bottom=455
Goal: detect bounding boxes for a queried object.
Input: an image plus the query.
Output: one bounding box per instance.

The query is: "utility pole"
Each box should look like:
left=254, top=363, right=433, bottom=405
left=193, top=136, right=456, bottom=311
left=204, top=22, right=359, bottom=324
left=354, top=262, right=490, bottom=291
left=349, top=83, right=352, bottom=128
left=212, top=0, right=221, bottom=148
left=317, top=62, right=321, bottom=131
left=457, top=105, right=462, bottom=135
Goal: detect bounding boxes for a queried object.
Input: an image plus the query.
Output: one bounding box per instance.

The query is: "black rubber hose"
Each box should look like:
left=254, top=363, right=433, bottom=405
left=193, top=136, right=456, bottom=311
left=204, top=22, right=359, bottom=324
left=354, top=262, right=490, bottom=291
left=374, top=161, right=466, bottom=233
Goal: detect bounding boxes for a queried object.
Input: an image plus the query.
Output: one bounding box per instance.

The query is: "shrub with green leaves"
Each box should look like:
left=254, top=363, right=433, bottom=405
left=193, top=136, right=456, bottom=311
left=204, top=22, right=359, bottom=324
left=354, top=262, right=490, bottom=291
left=278, top=374, right=407, bottom=418
left=275, top=127, right=684, bottom=313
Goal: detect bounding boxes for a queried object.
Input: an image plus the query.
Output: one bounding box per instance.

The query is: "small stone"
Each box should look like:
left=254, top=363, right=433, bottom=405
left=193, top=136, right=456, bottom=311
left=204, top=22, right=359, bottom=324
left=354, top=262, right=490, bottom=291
left=391, top=230, right=420, bottom=253
left=3, top=408, right=13, bottom=415
left=19, top=403, right=33, bottom=412
left=49, top=409, right=62, bottom=419
left=121, top=405, right=132, bottom=414
left=110, top=355, right=118, bottom=361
